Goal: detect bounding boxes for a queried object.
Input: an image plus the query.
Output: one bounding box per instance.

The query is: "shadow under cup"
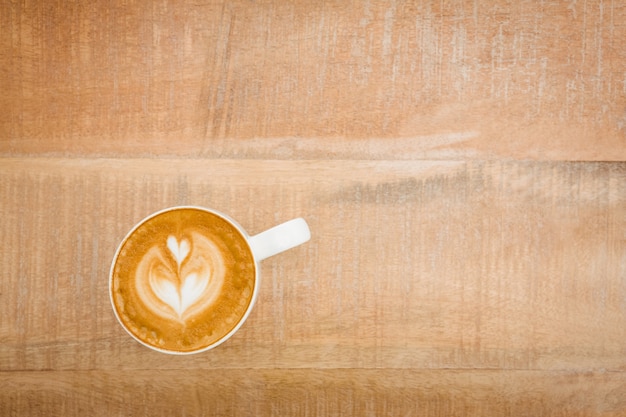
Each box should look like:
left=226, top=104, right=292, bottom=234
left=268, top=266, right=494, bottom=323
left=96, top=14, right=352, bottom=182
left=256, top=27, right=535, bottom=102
left=109, top=207, right=259, bottom=354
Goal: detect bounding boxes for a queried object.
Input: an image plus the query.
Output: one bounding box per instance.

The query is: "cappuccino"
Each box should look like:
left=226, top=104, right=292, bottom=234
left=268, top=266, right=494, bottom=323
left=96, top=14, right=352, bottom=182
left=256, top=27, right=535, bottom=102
left=110, top=208, right=256, bottom=353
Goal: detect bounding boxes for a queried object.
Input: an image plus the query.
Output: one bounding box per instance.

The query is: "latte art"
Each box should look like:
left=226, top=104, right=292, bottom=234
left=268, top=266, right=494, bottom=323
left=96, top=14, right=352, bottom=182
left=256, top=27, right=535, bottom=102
left=110, top=208, right=256, bottom=353
left=136, top=232, right=225, bottom=322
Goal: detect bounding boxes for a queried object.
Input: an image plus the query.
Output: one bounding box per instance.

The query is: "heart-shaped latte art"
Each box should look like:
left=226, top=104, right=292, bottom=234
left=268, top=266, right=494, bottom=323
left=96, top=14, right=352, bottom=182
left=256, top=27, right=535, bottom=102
left=150, top=271, right=209, bottom=317
left=167, top=236, right=190, bottom=266
left=135, top=231, right=226, bottom=322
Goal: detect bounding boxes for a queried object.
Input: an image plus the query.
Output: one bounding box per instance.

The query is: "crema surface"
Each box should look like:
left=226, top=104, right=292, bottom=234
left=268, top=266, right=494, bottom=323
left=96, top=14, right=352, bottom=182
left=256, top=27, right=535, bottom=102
left=111, top=208, right=256, bottom=353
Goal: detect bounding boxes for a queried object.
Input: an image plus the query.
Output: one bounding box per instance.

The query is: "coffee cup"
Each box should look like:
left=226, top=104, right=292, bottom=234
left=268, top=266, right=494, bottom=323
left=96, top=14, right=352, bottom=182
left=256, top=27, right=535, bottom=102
left=109, top=206, right=310, bottom=354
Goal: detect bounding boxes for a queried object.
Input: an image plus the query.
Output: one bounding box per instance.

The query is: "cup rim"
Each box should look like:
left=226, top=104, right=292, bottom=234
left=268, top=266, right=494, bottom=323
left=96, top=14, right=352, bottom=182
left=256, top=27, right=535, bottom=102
left=109, top=205, right=260, bottom=355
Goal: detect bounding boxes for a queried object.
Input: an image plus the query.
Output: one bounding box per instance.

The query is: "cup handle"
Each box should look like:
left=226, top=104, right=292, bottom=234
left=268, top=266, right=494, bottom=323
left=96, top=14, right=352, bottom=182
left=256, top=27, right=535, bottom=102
left=248, top=218, right=311, bottom=262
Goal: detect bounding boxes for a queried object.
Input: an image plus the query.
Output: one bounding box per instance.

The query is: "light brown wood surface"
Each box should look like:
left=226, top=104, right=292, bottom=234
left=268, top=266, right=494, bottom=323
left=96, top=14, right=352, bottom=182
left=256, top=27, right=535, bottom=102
left=1, top=1, right=625, bottom=416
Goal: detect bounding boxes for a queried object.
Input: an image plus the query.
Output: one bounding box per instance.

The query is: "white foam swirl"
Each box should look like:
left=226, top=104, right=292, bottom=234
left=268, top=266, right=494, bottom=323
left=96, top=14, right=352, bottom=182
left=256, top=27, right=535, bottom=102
left=135, top=231, right=225, bottom=323
left=167, top=236, right=190, bottom=266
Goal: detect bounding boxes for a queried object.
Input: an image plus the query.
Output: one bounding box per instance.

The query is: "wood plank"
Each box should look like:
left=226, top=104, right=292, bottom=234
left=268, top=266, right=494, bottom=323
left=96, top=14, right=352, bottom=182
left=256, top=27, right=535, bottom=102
left=1, top=369, right=625, bottom=416
left=1, top=1, right=625, bottom=160
left=1, top=158, right=624, bottom=371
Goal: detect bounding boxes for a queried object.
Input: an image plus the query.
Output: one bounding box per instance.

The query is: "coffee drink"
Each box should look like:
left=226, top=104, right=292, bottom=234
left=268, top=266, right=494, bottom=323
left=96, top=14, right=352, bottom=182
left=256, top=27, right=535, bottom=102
left=110, top=207, right=256, bottom=353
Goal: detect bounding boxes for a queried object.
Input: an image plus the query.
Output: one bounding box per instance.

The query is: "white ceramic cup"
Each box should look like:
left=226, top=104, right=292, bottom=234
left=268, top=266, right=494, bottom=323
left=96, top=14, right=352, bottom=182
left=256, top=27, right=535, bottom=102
left=109, top=206, right=311, bottom=354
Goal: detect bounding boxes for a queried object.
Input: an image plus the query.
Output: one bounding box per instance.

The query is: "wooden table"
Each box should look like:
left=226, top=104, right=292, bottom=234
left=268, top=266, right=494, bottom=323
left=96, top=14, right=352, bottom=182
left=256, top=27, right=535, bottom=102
left=2, top=1, right=626, bottom=415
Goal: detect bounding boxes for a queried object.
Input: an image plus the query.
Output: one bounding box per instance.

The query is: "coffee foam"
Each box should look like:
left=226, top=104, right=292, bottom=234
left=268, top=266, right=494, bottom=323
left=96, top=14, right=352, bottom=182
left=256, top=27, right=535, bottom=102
left=111, top=208, right=256, bottom=353
left=135, top=231, right=225, bottom=322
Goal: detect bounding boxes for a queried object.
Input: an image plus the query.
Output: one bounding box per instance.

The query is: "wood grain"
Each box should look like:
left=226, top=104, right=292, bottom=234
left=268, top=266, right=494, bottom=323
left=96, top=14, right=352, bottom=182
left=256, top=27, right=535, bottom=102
left=1, top=0, right=625, bottom=159
left=2, top=370, right=626, bottom=416
left=2, top=0, right=626, bottom=415
left=1, top=158, right=624, bottom=372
